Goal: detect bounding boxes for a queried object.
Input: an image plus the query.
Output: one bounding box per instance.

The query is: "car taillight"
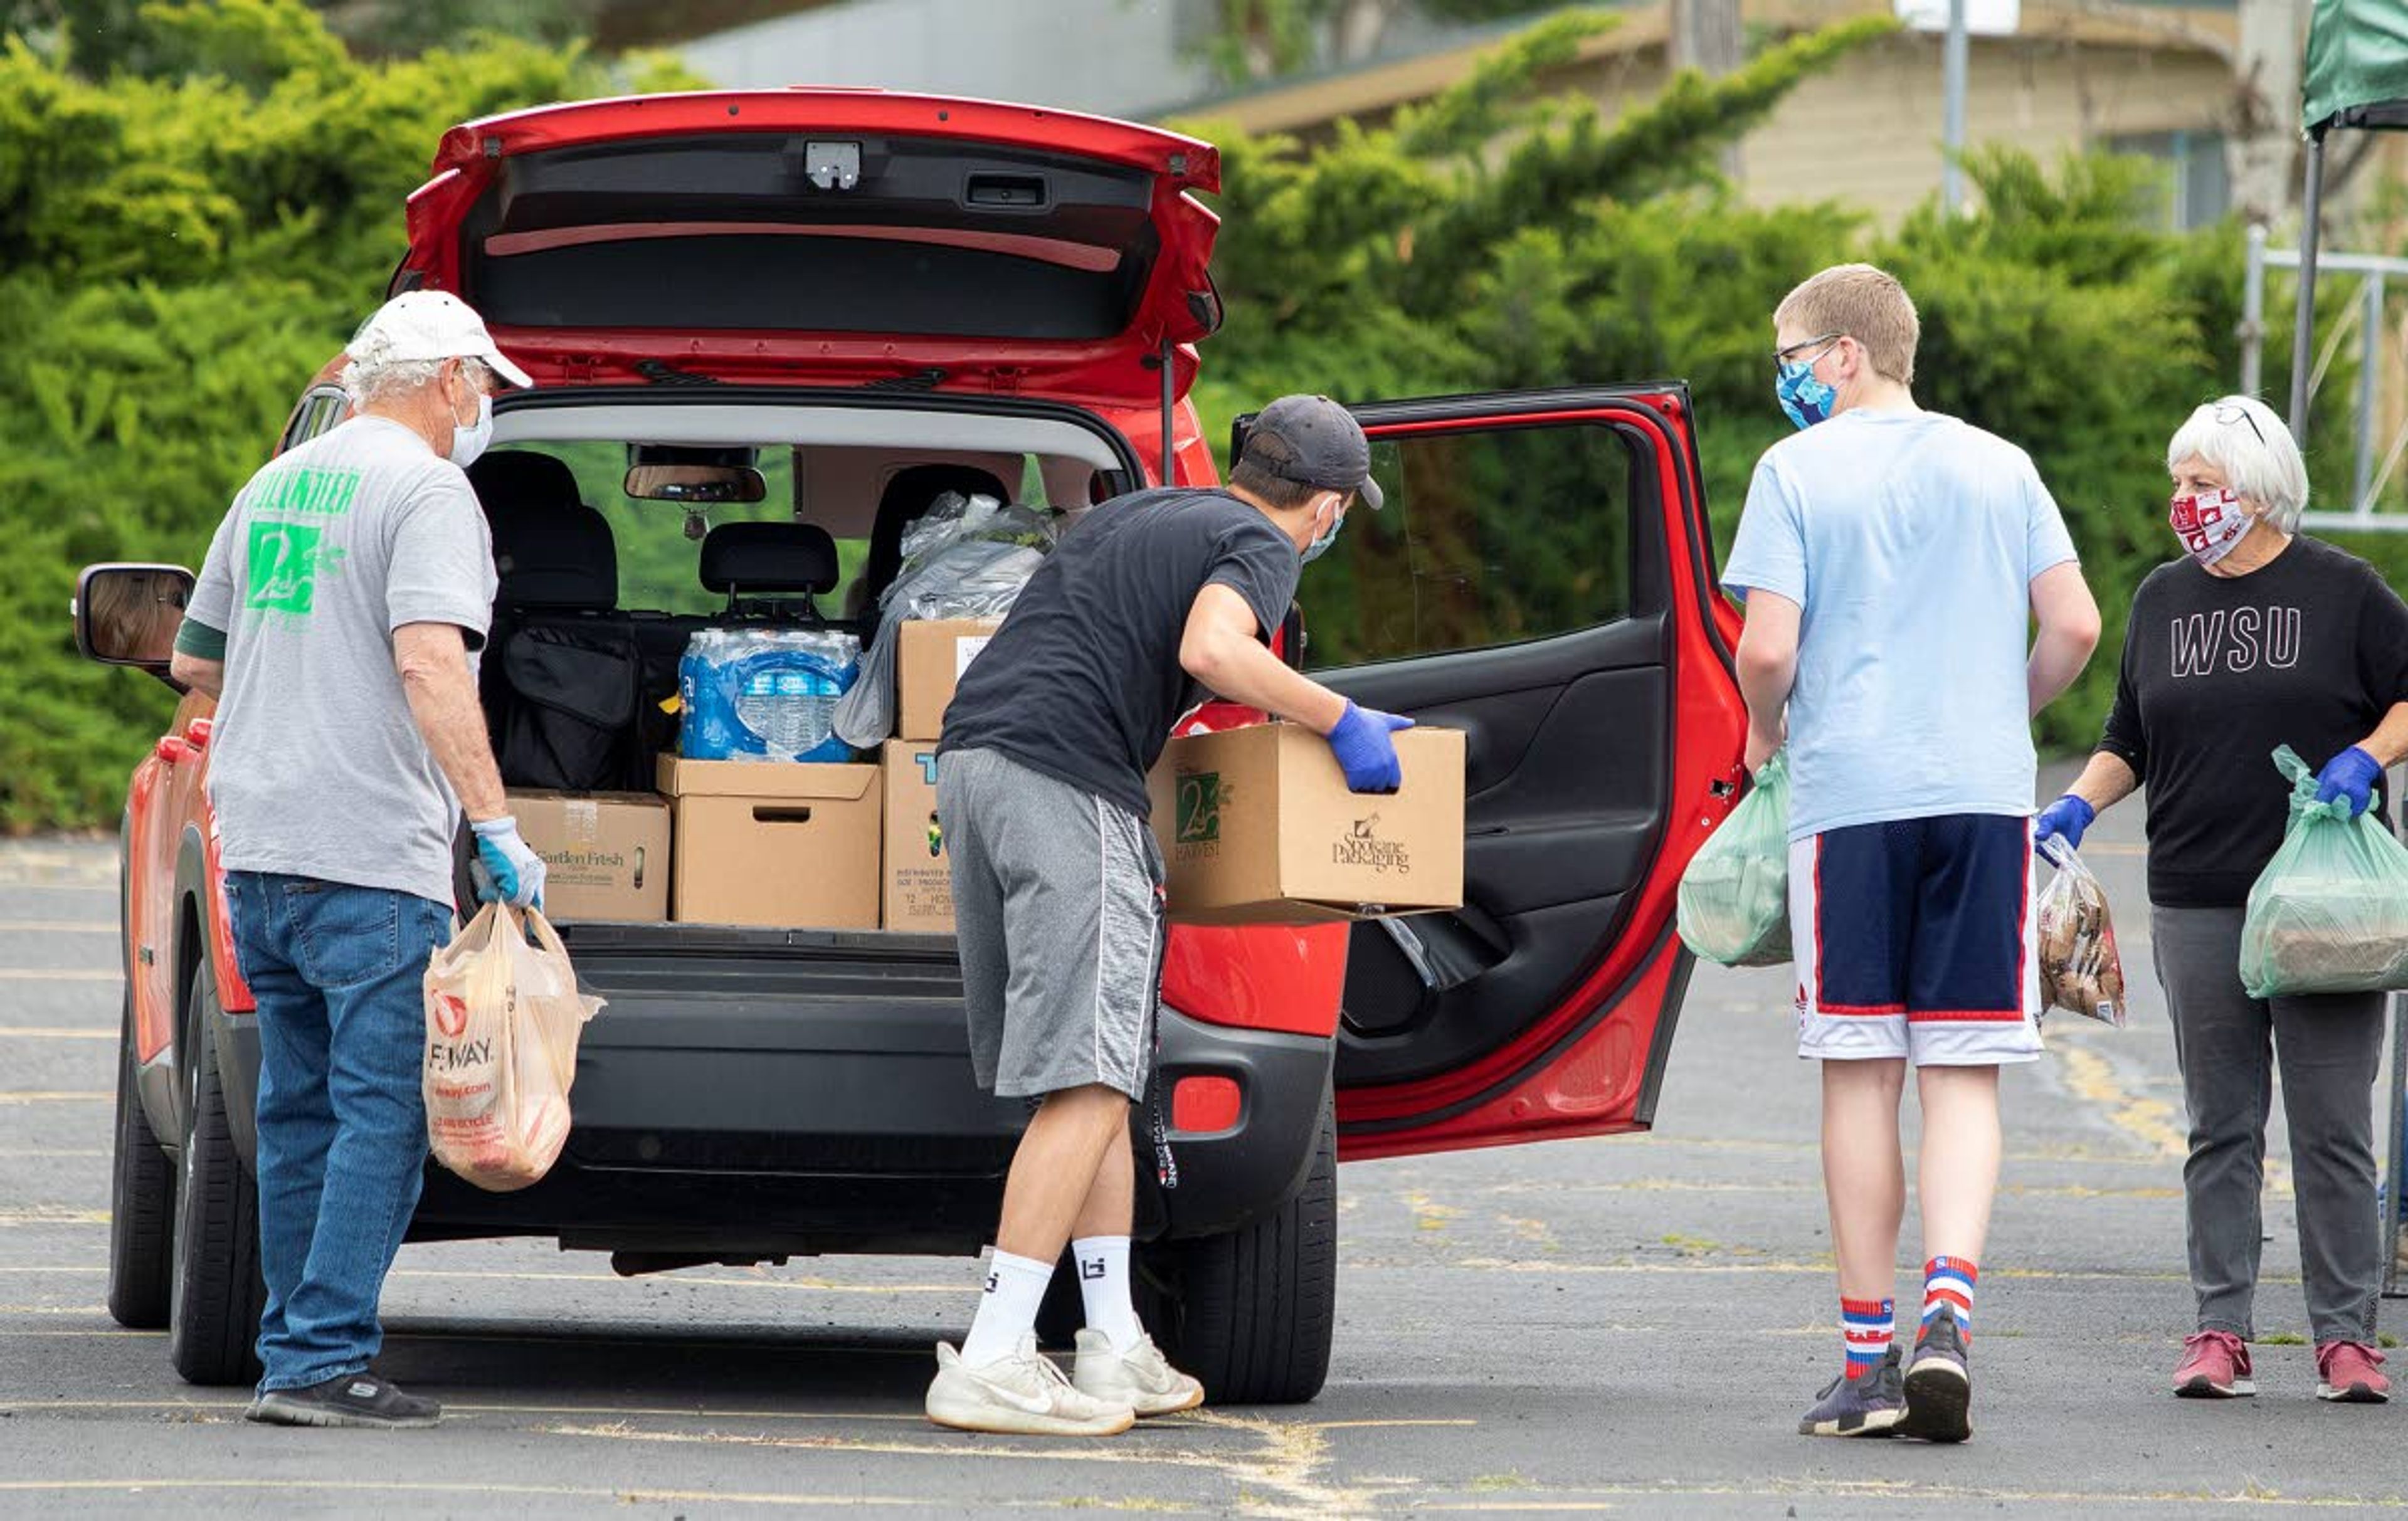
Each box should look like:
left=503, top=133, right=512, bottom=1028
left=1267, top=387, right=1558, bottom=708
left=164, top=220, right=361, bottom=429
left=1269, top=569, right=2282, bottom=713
left=1171, top=1075, right=1243, bottom=1135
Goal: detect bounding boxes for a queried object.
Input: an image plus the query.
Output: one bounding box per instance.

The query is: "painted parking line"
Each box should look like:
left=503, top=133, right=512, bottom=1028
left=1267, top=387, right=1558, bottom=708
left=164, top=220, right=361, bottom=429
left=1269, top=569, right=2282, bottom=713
left=0, top=922, right=116, bottom=934
left=389, top=1267, right=964, bottom=1294
left=0, top=1210, right=109, bottom=1225
left=0, top=1480, right=1104, bottom=1511
left=0, top=1092, right=110, bottom=1105
left=0, top=1028, right=112, bottom=1041
left=0, top=969, right=120, bottom=982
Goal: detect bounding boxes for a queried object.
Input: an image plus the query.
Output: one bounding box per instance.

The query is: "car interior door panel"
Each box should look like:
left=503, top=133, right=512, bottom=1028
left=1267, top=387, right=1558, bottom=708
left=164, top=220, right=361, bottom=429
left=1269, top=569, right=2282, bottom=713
left=1230, top=388, right=1738, bottom=1144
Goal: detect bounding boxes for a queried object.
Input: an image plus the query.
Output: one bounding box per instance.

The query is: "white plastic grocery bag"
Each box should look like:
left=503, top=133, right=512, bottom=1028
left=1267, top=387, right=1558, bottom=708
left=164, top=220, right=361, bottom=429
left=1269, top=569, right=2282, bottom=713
left=2035, top=837, right=2128, bottom=1028
left=422, top=904, right=603, bottom=1192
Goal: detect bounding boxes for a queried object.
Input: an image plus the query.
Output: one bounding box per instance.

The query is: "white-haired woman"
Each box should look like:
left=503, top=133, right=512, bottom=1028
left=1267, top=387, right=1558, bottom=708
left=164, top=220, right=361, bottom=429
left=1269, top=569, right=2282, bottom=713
left=2035, top=395, right=2408, bottom=1406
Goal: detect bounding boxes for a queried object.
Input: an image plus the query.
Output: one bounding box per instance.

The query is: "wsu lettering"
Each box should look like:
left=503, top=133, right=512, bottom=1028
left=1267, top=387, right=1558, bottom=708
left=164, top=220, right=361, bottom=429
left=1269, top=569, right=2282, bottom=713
left=2169, top=606, right=2302, bottom=678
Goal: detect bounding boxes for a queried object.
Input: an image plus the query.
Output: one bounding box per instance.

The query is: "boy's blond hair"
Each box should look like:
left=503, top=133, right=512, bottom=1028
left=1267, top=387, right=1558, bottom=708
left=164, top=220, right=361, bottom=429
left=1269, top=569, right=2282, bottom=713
left=1775, top=264, right=1919, bottom=385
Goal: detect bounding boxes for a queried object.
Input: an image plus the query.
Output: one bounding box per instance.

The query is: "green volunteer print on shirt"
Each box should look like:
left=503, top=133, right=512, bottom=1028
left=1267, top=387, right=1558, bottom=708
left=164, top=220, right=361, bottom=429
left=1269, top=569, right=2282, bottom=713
left=245, top=519, right=325, bottom=614
left=254, top=465, right=364, bottom=518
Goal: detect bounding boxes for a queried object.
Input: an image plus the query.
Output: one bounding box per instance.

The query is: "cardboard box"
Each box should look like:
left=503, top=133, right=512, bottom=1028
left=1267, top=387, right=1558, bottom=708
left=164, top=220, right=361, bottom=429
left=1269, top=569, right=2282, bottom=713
left=508, top=790, right=672, bottom=923
left=882, top=740, right=956, bottom=933
left=896, top=618, right=1003, bottom=740
left=656, top=755, right=883, bottom=929
left=1146, top=725, right=1466, bottom=926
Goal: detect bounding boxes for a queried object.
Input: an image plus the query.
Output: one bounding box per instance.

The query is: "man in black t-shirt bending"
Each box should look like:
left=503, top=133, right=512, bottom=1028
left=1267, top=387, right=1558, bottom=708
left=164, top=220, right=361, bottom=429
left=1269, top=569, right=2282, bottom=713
left=923, top=396, right=1410, bottom=1436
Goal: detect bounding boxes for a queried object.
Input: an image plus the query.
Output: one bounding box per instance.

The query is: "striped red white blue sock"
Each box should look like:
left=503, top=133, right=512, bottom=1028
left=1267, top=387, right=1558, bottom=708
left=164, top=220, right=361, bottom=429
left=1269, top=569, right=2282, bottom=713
left=1842, top=1296, right=1894, bottom=1377
left=1921, top=1256, right=1977, bottom=1340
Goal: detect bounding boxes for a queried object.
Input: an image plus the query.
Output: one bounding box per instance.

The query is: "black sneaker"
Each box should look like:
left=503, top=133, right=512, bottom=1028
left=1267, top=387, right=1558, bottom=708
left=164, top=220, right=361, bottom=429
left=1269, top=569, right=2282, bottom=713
left=1898, top=1315, right=1972, bottom=1444
left=246, top=1371, right=441, bottom=1429
left=1798, top=1345, right=1904, bottom=1438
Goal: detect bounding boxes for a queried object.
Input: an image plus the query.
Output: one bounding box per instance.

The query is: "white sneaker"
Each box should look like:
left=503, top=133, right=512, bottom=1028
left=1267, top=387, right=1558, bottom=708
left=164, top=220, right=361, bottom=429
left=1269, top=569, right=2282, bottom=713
left=926, top=1335, right=1136, bottom=1436
left=1072, top=1329, right=1207, bottom=1417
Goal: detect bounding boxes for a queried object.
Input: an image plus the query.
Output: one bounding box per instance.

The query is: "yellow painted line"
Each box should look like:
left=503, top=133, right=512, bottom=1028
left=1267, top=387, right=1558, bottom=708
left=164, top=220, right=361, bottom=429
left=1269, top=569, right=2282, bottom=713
left=0, top=1028, right=111, bottom=1040
left=389, top=1266, right=962, bottom=1294
left=0, top=1479, right=1163, bottom=1510
left=0, top=1210, right=108, bottom=1225
left=0, top=1092, right=110, bottom=1105
left=2056, top=1043, right=2189, bottom=1159
left=0, top=969, right=119, bottom=982
left=0, top=1305, right=106, bottom=1315
left=544, top=1419, right=1228, bottom=1468
left=1307, top=1418, right=1477, bottom=1431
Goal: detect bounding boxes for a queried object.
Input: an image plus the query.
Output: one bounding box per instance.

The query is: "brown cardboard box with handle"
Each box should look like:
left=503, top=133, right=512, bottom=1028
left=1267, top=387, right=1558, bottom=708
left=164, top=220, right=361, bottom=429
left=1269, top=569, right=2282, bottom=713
left=896, top=618, right=1003, bottom=740
left=507, top=791, right=671, bottom=922
left=1146, top=725, right=1465, bottom=925
left=881, top=740, right=956, bottom=932
left=657, top=756, right=883, bottom=929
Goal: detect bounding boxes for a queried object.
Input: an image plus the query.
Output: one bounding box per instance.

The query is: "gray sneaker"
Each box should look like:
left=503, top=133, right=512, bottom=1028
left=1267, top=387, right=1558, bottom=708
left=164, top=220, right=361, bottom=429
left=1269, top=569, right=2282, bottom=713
left=245, top=1371, right=440, bottom=1429
left=1898, top=1315, right=1972, bottom=1443
left=1798, top=1345, right=1903, bottom=1438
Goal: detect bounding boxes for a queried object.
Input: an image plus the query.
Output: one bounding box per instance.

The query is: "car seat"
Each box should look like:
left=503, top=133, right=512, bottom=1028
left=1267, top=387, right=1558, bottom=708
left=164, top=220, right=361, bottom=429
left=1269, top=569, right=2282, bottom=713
left=699, top=520, right=842, bottom=626
left=468, top=452, right=653, bottom=791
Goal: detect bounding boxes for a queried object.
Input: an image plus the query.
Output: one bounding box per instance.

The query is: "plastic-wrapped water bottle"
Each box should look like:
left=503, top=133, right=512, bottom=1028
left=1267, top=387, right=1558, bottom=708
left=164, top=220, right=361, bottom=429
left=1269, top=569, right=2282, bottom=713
left=679, top=628, right=862, bottom=763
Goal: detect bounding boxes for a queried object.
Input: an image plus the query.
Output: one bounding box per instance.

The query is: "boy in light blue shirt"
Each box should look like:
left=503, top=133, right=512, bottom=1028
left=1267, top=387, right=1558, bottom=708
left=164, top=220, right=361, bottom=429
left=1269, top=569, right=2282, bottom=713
left=1719, top=264, right=2100, bottom=1443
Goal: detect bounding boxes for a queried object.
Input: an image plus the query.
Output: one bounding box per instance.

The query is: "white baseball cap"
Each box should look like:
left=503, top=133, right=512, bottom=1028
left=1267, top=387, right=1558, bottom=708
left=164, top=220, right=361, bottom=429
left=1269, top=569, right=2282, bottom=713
left=346, top=290, right=534, bottom=389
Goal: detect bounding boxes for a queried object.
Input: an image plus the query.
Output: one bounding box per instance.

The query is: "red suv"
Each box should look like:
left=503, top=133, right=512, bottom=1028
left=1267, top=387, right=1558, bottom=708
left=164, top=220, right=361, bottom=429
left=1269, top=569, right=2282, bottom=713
left=77, top=90, right=1746, bottom=1403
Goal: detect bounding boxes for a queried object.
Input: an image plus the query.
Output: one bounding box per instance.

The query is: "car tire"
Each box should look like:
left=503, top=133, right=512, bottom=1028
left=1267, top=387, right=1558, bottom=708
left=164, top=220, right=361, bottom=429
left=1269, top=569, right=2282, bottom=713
left=105, top=990, right=175, bottom=1330
left=1148, top=1086, right=1336, bottom=1405
left=167, top=972, right=265, bottom=1386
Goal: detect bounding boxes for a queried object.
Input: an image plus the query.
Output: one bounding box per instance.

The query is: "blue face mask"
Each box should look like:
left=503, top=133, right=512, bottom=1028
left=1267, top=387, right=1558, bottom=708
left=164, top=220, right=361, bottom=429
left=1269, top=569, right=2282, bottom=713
left=1300, top=497, right=1345, bottom=564
left=1775, top=358, right=1838, bottom=430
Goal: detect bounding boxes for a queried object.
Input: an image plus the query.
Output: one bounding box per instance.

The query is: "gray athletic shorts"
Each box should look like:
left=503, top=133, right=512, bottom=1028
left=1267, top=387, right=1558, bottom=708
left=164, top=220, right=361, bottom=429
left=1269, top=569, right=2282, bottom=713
left=939, top=747, right=1166, bottom=1102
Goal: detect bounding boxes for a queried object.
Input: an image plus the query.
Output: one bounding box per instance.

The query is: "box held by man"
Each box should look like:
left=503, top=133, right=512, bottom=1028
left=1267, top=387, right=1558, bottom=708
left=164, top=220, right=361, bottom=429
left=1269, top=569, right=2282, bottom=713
left=897, top=618, right=1001, bottom=740
left=1147, top=725, right=1465, bottom=925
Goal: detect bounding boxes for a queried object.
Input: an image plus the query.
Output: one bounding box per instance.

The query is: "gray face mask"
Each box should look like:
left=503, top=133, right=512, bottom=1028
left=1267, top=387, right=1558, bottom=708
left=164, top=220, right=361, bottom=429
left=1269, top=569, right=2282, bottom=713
left=1300, top=497, right=1345, bottom=564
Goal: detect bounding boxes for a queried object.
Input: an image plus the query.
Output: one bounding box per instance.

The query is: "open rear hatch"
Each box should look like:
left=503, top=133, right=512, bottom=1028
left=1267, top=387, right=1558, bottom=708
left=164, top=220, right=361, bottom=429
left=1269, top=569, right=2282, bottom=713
left=396, top=91, right=1223, bottom=404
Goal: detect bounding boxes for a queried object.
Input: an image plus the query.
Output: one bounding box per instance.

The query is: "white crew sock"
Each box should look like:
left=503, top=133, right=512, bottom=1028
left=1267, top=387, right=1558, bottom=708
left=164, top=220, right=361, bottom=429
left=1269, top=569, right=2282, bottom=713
left=1072, top=1235, right=1144, bottom=1353
left=960, top=1248, right=1054, bottom=1367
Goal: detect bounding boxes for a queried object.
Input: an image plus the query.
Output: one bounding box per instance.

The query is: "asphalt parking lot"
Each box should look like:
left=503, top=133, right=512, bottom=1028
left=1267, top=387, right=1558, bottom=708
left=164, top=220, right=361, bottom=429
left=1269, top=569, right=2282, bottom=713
left=3, top=784, right=2404, bottom=1518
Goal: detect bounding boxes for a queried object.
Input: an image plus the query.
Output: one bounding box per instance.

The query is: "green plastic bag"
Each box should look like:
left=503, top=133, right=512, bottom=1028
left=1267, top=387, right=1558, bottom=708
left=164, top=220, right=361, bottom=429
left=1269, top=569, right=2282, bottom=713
left=1677, top=749, right=1792, bottom=967
left=2238, top=745, right=2408, bottom=998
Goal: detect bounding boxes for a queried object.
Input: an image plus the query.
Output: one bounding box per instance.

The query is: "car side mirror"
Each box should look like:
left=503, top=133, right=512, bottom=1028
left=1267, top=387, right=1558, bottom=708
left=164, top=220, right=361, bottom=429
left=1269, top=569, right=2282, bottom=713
left=75, top=563, right=196, bottom=670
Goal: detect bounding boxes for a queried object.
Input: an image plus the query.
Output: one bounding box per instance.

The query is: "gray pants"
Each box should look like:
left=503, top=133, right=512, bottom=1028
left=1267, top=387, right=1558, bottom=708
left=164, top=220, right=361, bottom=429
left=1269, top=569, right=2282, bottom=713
left=939, top=747, right=1165, bottom=1102
left=2152, top=905, right=2386, bottom=1343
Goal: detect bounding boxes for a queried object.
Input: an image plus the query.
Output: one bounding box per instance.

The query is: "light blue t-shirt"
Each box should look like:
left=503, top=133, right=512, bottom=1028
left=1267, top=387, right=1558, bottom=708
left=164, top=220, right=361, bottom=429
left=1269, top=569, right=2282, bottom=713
left=1719, top=409, right=2078, bottom=841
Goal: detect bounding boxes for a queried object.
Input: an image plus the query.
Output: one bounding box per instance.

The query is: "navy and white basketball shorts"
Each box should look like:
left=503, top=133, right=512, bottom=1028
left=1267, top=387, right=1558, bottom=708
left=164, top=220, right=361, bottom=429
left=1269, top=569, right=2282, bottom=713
left=1788, top=813, right=2044, bottom=1066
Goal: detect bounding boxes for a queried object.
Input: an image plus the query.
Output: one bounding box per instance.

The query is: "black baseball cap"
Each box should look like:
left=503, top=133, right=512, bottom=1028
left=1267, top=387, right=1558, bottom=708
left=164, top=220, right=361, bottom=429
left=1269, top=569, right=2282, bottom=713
left=1240, top=395, right=1385, bottom=511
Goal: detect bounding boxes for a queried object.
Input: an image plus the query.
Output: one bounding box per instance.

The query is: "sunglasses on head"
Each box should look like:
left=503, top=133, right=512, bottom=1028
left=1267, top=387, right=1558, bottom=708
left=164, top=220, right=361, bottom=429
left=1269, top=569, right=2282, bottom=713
left=2213, top=403, right=2267, bottom=448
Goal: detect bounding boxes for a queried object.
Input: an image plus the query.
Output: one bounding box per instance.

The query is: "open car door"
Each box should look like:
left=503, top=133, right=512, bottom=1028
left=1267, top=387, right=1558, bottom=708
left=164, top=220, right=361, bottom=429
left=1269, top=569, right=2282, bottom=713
left=1236, top=387, right=1748, bottom=1162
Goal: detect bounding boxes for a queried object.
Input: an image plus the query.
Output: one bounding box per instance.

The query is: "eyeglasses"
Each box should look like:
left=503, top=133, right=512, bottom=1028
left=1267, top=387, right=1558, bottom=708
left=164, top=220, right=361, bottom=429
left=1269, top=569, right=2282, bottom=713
left=1776, top=332, right=1844, bottom=366
left=2214, top=403, right=2268, bottom=448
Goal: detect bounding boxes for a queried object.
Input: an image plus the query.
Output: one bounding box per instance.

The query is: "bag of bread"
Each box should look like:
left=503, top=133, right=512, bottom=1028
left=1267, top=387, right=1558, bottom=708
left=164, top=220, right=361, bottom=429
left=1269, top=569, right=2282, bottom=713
left=422, top=903, right=604, bottom=1192
left=2240, top=745, right=2408, bottom=998
left=2036, top=837, right=2127, bottom=1027
left=1677, top=748, right=1792, bottom=967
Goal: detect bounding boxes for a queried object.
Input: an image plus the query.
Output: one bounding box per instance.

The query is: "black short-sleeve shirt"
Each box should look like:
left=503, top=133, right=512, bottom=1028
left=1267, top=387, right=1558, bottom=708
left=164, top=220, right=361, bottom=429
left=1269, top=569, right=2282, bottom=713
left=941, top=488, right=1302, bottom=819
left=2099, top=534, right=2408, bottom=907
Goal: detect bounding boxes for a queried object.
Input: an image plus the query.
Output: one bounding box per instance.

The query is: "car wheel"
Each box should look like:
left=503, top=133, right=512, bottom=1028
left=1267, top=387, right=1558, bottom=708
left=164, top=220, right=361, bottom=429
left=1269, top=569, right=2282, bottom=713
left=1147, top=1085, right=1336, bottom=1405
left=167, top=972, right=265, bottom=1386
left=105, top=990, right=175, bottom=1329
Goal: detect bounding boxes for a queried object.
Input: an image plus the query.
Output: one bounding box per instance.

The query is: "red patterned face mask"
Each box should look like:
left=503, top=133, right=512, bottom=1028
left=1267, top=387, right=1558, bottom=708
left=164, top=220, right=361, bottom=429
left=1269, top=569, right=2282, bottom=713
left=2169, top=487, right=2252, bottom=568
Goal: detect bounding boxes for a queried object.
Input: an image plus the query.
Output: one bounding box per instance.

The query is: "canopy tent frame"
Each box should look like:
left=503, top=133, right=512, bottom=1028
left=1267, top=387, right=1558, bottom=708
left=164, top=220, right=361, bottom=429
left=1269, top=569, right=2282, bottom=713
left=2288, top=1, right=2408, bottom=444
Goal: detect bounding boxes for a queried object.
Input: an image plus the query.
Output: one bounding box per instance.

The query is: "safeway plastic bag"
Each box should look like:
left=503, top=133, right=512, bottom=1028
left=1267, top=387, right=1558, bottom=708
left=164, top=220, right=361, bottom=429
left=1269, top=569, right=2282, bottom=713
left=2036, top=837, right=2128, bottom=1026
left=832, top=492, right=1056, bottom=748
left=1676, top=748, right=1792, bottom=967
left=2239, top=745, right=2408, bottom=998
left=422, top=904, right=603, bottom=1192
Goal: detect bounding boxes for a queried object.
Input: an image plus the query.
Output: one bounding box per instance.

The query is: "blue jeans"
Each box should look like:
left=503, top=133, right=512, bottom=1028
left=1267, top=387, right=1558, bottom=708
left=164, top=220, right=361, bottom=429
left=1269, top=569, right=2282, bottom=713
left=226, top=873, right=453, bottom=1392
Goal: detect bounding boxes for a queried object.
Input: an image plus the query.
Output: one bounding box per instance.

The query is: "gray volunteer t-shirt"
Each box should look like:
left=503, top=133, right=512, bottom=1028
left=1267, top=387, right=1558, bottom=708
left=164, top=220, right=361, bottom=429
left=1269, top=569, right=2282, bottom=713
left=186, top=416, right=496, bottom=907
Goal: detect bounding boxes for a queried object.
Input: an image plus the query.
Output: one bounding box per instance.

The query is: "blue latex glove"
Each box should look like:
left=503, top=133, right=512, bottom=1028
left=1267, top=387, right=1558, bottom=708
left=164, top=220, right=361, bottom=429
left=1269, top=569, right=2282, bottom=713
left=2033, top=794, right=2094, bottom=851
left=1326, top=701, right=1415, bottom=794
left=470, top=816, right=547, bottom=910
left=2315, top=745, right=2384, bottom=818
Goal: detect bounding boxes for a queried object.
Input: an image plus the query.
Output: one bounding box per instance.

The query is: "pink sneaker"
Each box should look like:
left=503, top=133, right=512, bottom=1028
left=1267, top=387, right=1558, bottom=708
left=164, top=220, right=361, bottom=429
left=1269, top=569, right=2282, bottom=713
left=2173, top=1330, right=2253, bottom=1398
left=2316, top=1341, right=2390, bottom=1404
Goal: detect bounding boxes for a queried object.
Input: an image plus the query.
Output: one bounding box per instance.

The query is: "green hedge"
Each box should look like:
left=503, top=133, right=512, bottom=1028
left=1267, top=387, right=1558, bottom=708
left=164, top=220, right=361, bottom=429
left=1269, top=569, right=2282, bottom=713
left=11, top=4, right=2394, bottom=831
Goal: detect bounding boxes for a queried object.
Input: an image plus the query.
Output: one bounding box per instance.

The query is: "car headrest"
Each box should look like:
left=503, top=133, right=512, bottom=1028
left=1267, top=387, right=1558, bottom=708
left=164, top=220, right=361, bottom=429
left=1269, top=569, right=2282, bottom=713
left=700, top=520, right=840, bottom=597
left=468, top=452, right=618, bottom=610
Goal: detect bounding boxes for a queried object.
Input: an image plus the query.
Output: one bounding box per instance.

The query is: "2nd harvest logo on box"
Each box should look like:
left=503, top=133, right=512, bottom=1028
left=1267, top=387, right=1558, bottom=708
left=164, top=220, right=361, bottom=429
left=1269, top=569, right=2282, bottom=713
left=1175, top=771, right=1223, bottom=861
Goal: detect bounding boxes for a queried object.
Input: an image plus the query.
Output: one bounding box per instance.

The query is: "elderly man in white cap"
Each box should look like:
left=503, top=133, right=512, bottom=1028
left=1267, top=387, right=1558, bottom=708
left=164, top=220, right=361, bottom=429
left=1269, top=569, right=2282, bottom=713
left=169, top=291, right=544, bottom=1429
